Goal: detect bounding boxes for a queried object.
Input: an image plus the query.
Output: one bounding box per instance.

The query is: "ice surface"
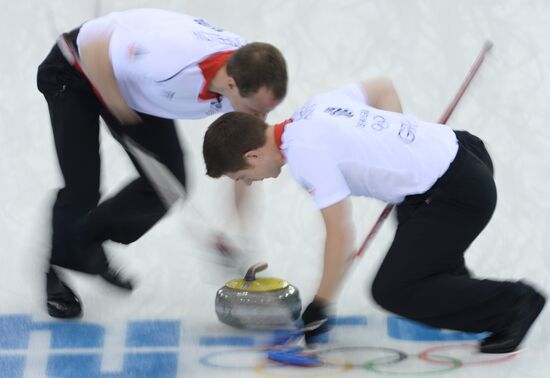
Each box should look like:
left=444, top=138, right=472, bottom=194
left=1, top=1, right=548, bottom=377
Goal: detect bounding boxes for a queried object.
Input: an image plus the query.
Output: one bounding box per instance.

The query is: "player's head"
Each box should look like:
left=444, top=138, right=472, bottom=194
left=203, top=112, right=284, bottom=184
left=225, top=43, right=287, bottom=120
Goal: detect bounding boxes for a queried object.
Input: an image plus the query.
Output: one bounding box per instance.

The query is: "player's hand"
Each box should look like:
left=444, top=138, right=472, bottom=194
left=302, top=297, right=332, bottom=345
left=211, top=232, right=250, bottom=274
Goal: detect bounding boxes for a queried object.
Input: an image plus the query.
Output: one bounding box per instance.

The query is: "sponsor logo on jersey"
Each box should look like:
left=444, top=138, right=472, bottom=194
left=371, top=115, right=388, bottom=131
left=356, top=109, right=369, bottom=128
left=162, top=90, right=176, bottom=100
left=398, top=120, right=417, bottom=144
left=324, top=107, right=354, bottom=117
left=194, top=18, right=224, bottom=32
left=193, top=32, right=244, bottom=48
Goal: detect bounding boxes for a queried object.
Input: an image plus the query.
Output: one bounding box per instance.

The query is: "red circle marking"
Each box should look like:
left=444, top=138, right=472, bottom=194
left=418, top=343, right=519, bottom=366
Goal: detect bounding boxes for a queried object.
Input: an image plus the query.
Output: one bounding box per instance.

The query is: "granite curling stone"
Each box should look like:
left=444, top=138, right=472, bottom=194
left=215, top=262, right=302, bottom=329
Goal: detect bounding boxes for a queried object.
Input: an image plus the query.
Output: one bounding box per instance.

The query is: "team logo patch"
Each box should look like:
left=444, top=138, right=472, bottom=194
left=127, top=44, right=148, bottom=62
left=205, top=98, right=223, bottom=116
left=291, top=104, right=317, bottom=121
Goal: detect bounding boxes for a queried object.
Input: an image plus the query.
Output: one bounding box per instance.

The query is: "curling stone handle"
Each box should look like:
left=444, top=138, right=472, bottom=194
left=244, top=262, right=268, bottom=281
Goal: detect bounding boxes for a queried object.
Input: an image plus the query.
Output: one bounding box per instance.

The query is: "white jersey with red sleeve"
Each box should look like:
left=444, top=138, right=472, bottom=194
left=281, top=84, right=459, bottom=208
left=77, top=9, right=248, bottom=119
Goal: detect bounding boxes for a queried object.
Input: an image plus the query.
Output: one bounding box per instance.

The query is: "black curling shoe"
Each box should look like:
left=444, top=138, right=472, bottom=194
left=100, top=266, right=134, bottom=291
left=480, top=283, right=546, bottom=354
left=46, top=268, right=82, bottom=319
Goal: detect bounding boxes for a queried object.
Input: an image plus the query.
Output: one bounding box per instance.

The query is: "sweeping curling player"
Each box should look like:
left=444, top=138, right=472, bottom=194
left=268, top=40, right=494, bottom=367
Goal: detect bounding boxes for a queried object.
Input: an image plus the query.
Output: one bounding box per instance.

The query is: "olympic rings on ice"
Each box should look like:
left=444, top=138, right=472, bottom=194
left=200, top=347, right=352, bottom=376
left=199, top=343, right=518, bottom=375
left=265, top=345, right=461, bottom=375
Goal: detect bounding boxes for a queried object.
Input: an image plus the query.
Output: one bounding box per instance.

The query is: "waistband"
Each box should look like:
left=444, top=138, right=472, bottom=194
left=402, top=132, right=469, bottom=204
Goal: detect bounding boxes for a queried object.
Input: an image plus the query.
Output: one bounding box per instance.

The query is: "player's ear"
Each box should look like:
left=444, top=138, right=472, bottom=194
left=243, top=149, right=262, bottom=163
left=226, top=76, right=237, bottom=91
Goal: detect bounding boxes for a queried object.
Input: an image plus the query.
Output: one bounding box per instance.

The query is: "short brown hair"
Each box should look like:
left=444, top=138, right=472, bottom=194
left=203, top=112, right=268, bottom=178
left=227, top=42, right=287, bottom=100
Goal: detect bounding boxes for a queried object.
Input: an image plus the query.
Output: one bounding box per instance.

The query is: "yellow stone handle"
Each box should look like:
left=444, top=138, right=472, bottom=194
left=244, top=262, right=268, bottom=281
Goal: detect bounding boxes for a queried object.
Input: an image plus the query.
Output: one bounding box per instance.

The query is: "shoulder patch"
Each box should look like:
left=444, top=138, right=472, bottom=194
left=127, top=44, right=149, bottom=62
left=291, top=104, right=317, bottom=121
left=298, top=177, right=316, bottom=195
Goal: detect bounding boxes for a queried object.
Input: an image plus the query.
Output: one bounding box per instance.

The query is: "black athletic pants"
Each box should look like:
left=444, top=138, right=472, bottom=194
left=372, top=130, right=521, bottom=334
left=37, top=29, right=186, bottom=274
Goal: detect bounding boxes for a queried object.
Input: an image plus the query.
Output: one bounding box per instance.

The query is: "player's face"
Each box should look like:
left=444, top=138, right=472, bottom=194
left=227, top=86, right=281, bottom=120
left=226, top=155, right=283, bottom=186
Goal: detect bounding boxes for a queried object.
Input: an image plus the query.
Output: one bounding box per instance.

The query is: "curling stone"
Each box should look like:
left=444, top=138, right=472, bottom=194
left=215, top=262, right=302, bottom=329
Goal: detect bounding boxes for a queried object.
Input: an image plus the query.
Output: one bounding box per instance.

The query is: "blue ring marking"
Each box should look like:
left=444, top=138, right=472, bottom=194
left=199, top=348, right=267, bottom=370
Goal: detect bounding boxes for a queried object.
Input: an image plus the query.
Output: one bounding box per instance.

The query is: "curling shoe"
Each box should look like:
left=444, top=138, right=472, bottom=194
left=46, top=268, right=82, bottom=319
left=100, top=265, right=134, bottom=291
left=480, top=282, right=545, bottom=353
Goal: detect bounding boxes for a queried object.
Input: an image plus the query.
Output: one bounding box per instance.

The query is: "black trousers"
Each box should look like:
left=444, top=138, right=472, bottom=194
left=37, top=29, right=186, bottom=274
left=372, top=130, right=521, bottom=334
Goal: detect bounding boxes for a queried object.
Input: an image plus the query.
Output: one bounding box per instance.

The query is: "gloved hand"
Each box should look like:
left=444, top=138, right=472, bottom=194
left=302, top=297, right=332, bottom=345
